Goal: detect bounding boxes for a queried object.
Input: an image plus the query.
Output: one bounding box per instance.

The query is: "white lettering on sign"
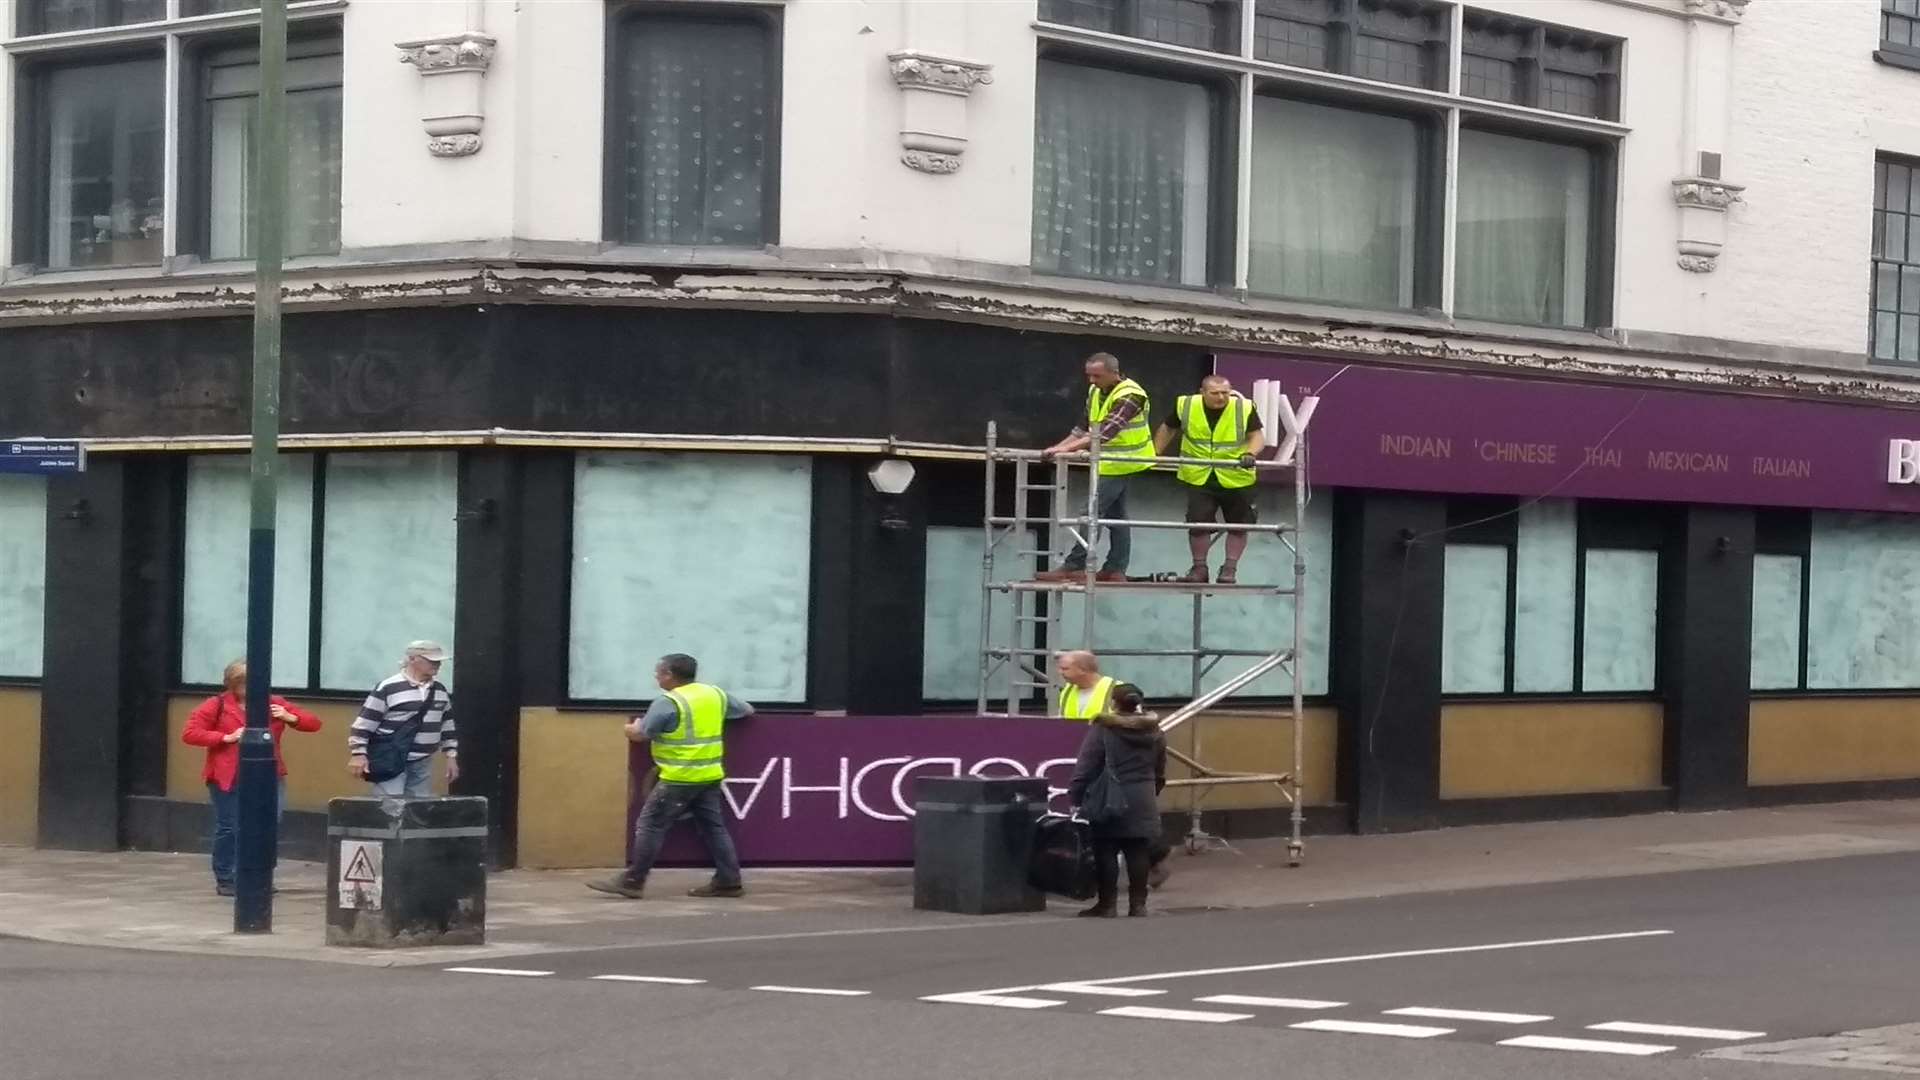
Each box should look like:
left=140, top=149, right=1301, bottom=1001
left=1250, top=379, right=1320, bottom=467
left=1889, top=440, right=1920, bottom=485
left=716, top=756, right=1081, bottom=824
left=338, top=840, right=383, bottom=911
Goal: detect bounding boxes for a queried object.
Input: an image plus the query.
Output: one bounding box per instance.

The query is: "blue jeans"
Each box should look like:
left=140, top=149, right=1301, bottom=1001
left=208, top=780, right=286, bottom=886
left=624, top=782, right=742, bottom=889
left=1063, top=473, right=1132, bottom=574
left=370, top=757, right=435, bottom=797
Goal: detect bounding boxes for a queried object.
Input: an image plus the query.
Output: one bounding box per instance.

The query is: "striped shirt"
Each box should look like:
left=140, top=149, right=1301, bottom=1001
left=348, top=673, right=457, bottom=761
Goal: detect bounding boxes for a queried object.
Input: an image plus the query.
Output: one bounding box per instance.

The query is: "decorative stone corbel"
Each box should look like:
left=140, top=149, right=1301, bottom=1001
left=888, top=50, right=993, bottom=175
left=1673, top=177, right=1746, bottom=273
left=397, top=32, right=498, bottom=158
left=1682, top=0, right=1749, bottom=21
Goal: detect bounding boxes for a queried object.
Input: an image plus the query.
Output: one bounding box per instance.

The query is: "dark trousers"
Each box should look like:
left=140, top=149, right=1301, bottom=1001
left=207, top=780, right=284, bottom=886
left=625, top=781, right=742, bottom=889
left=1062, top=474, right=1132, bottom=574
left=1094, top=836, right=1151, bottom=911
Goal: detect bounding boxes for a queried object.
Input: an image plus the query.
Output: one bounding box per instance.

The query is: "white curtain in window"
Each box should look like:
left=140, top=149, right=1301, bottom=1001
left=180, top=455, right=316, bottom=686
left=1750, top=553, right=1804, bottom=691
left=319, top=453, right=457, bottom=690
left=1249, top=96, right=1417, bottom=308
left=570, top=453, right=811, bottom=702
left=1441, top=544, right=1507, bottom=693
left=1032, top=61, right=1211, bottom=286
left=0, top=478, right=48, bottom=679
left=209, top=76, right=343, bottom=259
left=1456, top=129, right=1591, bottom=327
left=1581, top=549, right=1658, bottom=692
left=1513, top=498, right=1577, bottom=692
left=44, top=59, right=165, bottom=269
left=1807, top=512, right=1920, bottom=689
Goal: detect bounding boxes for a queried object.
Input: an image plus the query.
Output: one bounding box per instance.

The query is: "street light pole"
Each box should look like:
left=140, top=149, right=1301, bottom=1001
left=236, top=0, right=290, bottom=934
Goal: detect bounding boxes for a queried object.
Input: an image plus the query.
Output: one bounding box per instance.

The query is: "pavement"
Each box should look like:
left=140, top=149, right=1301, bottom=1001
left=6, top=797, right=1920, bottom=966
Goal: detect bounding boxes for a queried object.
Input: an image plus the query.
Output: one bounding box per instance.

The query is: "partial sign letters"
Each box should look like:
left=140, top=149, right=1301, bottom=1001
left=1890, top=440, right=1920, bottom=485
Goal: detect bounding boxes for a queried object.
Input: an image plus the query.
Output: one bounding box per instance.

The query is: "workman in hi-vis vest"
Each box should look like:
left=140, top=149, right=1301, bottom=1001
left=1056, top=650, right=1117, bottom=721
left=1153, top=375, right=1267, bottom=585
left=588, top=653, right=754, bottom=900
left=1037, top=352, right=1155, bottom=582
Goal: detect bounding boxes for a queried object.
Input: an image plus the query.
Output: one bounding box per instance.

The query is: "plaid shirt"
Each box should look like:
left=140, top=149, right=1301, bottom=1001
left=1072, top=388, right=1147, bottom=444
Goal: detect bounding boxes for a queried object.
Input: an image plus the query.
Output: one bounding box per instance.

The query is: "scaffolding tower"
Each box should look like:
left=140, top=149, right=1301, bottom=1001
left=977, top=420, right=1311, bottom=866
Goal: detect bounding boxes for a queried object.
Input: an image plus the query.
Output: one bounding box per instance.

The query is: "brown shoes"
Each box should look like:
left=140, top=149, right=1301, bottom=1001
left=1180, top=564, right=1210, bottom=584
left=1216, top=562, right=1239, bottom=585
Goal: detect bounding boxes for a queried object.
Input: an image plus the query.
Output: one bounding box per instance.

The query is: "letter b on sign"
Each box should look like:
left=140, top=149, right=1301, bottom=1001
left=1891, top=440, right=1920, bottom=485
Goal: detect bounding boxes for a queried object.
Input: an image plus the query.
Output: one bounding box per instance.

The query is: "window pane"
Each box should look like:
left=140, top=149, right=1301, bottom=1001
left=1033, top=62, right=1213, bottom=286
left=1042, top=0, right=1234, bottom=52
left=1581, top=549, right=1658, bottom=692
left=614, top=17, right=772, bottom=246
left=1807, top=513, right=1920, bottom=688
left=1056, top=483, right=1332, bottom=698
left=1255, top=0, right=1334, bottom=68
left=319, top=453, right=457, bottom=691
left=1461, top=53, right=1520, bottom=103
left=185, top=0, right=260, bottom=13
left=180, top=456, right=316, bottom=687
left=925, top=525, right=1038, bottom=702
left=25, top=0, right=163, bottom=34
left=569, top=453, right=811, bottom=702
left=1513, top=498, right=1577, bottom=692
left=0, top=478, right=49, bottom=680
left=1442, top=544, right=1508, bottom=694
left=1543, top=71, right=1603, bottom=118
left=208, top=78, right=344, bottom=259
left=41, top=58, right=166, bottom=270
left=1749, top=554, right=1804, bottom=691
left=1250, top=97, right=1418, bottom=309
left=1456, top=130, right=1593, bottom=327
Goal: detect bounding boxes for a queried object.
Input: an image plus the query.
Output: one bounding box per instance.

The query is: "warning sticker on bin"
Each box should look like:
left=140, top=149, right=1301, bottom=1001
left=338, top=840, right=383, bottom=910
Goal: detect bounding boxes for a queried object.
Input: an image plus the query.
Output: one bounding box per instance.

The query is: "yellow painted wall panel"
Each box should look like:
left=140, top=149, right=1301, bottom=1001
left=1440, top=702, right=1666, bottom=799
left=517, top=708, right=630, bottom=869
left=0, top=689, right=41, bottom=846
left=165, top=694, right=437, bottom=810
left=1162, top=707, right=1338, bottom=810
left=1750, top=698, right=1920, bottom=785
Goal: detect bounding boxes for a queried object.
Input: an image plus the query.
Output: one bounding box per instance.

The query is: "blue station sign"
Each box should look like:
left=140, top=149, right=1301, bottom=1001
left=0, top=441, right=87, bottom=476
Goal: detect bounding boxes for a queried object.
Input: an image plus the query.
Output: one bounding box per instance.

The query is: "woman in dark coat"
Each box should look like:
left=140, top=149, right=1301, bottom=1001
left=1067, top=682, right=1167, bottom=918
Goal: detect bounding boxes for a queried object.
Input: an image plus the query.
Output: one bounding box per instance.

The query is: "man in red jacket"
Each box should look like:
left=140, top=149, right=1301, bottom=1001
left=181, top=660, right=323, bottom=896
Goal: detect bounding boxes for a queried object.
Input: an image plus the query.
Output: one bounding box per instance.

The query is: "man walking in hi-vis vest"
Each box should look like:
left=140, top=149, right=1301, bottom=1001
left=588, top=653, right=753, bottom=900
left=1154, top=375, right=1267, bottom=585
left=1037, top=352, right=1155, bottom=582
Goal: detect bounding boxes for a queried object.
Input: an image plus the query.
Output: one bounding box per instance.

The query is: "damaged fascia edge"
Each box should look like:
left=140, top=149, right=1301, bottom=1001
left=76, top=430, right=990, bottom=459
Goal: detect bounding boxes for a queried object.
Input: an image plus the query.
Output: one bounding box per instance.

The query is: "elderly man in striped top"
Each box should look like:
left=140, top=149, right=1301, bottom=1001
left=347, top=640, right=459, bottom=797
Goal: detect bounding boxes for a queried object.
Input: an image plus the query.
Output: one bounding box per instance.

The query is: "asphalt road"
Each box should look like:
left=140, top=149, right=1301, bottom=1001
left=8, top=852, right=1920, bottom=1080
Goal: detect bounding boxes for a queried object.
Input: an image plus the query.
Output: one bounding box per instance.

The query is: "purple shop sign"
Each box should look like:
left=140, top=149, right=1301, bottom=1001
left=629, top=714, right=1090, bottom=867
left=1215, top=352, right=1920, bottom=514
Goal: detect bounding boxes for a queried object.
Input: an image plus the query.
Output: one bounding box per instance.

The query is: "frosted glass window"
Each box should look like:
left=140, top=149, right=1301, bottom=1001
left=180, top=455, right=315, bottom=687
left=1581, top=549, right=1658, bottom=692
left=1456, top=129, right=1592, bottom=327
left=1750, top=554, right=1804, bottom=691
left=925, top=526, right=1039, bottom=702
left=1807, top=512, right=1920, bottom=689
left=1513, top=499, right=1577, bottom=692
left=1057, top=482, right=1332, bottom=699
left=319, top=453, right=457, bottom=691
left=1441, top=544, right=1507, bottom=694
left=571, top=453, right=811, bottom=702
left=0, top=478, right=49, bottom=679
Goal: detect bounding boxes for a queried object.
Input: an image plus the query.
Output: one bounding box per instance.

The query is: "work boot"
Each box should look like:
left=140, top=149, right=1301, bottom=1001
left=688, top=882, right=745, bottom=899
left=585, top=876, right=645, bottom=899
left=1216, top=561, right=1239, bottom=585
left=1094, top=570, right=1128, bottom=583
left=1180, top=563, right=1209, bottom=584
left=1127, top=903, right=1149, bottom=917
left=1077, top=903, right=1117, bottom=918
left=1034, top=566, right=1087, bottom=582
left=215, top=882, right=235, bottom=897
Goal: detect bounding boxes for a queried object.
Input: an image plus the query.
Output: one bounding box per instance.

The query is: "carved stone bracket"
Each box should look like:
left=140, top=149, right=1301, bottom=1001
left=397, top=32, right=498, bottom=158
left=1673, top=175, right=1746, bottom=272
left=888, top=50, right=993, bottom=175
left=1682, top=0, right=1749, bottom=21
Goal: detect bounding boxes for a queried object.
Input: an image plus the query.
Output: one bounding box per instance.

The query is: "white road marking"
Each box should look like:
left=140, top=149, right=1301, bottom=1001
left=749, top=985, right=872, bottom=997
left=1196, top=995, right=1347, bottom=1010
left=444, top=967, right=553, bottom=978
left=1385, top=1006, right=1553, bottom=1024
left=919, top=991, right=1066, bottom=1010
left=1100, top=1006, right=1254, bottom=1024
left=1039, top=982, right=1167, bottom=997
left=1501, top=1034, right=1677, bottom=1056
left=1291, top=1019, right=1455, bottom=1039
left=1588, top=1021, right=1767, bottom=1041
left=590, top=975, right=707, bottom=985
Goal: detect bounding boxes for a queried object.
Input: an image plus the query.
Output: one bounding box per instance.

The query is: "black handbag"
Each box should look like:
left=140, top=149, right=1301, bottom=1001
left=365, top=693, right=432, bottom=783
left=1029, top=813, right=1097, bottom=900
left=1079, top=730, right=1131, bottom=824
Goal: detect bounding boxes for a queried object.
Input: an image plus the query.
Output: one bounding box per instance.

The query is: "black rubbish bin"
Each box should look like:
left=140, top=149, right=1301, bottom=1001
left=326, top=796, right=488, bottom=948
left=912, top=776, right=1048, bottom=915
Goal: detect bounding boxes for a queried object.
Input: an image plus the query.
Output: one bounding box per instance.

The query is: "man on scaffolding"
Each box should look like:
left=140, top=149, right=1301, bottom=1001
left=1153, top=375, right=1265, bottom=585
left=1035, top=352, right=1155, bottom=582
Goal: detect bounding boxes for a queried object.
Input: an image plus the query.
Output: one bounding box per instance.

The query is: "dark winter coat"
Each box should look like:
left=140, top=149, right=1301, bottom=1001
left=1067, top=711, right=1167, bottom=840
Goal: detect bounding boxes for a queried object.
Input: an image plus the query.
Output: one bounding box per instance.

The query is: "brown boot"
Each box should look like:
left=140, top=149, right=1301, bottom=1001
left=1034, top=566, right=1088, bottom=582
left=1180, top=564, right=1209, bottom=584
left=1094, top=570, right=1128, bottom=583
left=1216, top=561, right=1239, bottom=585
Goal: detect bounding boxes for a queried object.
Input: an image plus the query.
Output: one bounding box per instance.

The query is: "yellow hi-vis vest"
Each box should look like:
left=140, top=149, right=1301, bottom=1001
left=1086, top=378, right=1155, bottom=477
left=1175, top=393, right=1256, bottom=489
left=653, top=683, right=727, bottom=784
left=1058, top=676, right=1116, bottom=721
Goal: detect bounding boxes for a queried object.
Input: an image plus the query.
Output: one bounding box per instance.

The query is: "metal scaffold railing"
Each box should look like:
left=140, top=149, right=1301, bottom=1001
left=976, top=416, right=1313, bottom=866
